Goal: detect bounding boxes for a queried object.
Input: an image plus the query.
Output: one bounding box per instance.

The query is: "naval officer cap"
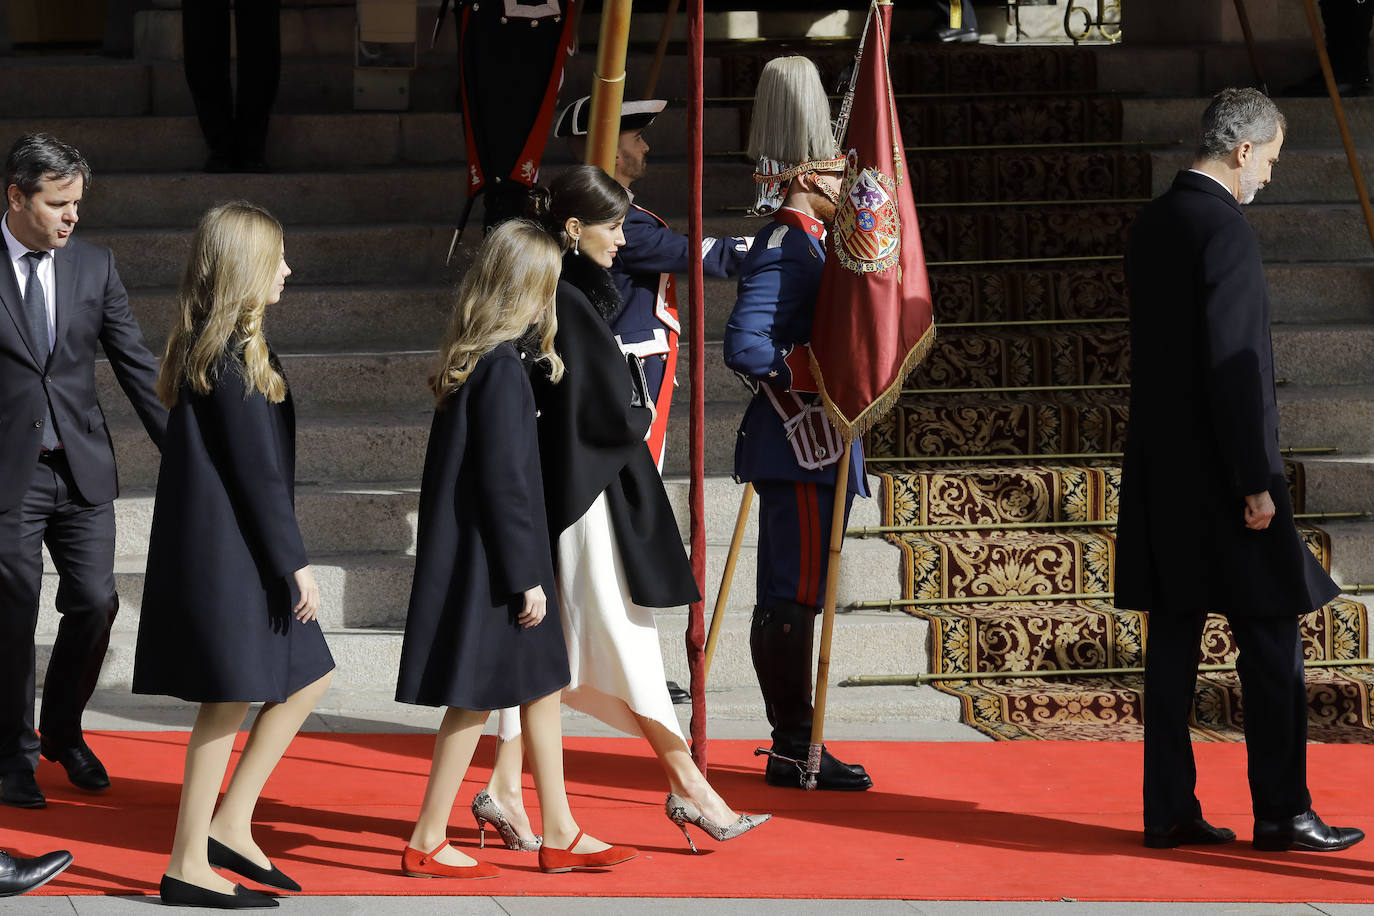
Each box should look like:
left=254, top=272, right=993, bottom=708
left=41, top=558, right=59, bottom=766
left=554, top=96, right=668, bottom=138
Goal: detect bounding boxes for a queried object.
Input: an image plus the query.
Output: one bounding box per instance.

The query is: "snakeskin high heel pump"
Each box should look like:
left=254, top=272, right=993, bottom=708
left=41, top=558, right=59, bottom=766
left=664, top=793, right=772, bottom=853
left=471, top=789, right=542, bottom=851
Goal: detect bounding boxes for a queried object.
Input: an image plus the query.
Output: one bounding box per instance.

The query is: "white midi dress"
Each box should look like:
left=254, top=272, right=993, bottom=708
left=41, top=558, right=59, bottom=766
left=497, top=490, right=683, bottom=741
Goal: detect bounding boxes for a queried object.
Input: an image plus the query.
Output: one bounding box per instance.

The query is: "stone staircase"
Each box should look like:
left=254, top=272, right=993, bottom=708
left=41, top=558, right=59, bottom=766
left=861, top=72, right=1374, bottom=736
left=9, top=9, right=1374, bottom=735
left=16, top=6, right=933, bottom=727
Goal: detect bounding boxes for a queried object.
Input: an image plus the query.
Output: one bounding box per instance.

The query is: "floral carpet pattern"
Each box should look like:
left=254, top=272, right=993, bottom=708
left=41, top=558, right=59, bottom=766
left=851, top=45, right=1371, bottom=741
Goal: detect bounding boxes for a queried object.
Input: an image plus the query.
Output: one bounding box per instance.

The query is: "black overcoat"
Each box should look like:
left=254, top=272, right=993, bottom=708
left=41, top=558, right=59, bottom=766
left=395, top=343, right=570, bottom=709
left=132, top=352, right=334, bottom=702
left=1115, top=170, right=1338, bottom=617
left=532, top=254, right=701, bottom=609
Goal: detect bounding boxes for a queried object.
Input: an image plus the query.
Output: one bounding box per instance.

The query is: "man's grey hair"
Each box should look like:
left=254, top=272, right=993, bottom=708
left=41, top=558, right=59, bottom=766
left=5, top=134, right=92, bottom=197
left=1196, top=88, right=1286, bottom=160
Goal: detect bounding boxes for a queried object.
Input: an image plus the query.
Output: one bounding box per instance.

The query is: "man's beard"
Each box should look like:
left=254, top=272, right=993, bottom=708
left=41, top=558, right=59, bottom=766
left=813, top=175, right=841, bottom=224
left=1238, top=163, right=1264, bottom=205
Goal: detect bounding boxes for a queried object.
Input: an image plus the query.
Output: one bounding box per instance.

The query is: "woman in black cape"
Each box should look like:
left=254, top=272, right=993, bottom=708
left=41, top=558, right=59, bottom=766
left=476, top=166, right=769, bottom=855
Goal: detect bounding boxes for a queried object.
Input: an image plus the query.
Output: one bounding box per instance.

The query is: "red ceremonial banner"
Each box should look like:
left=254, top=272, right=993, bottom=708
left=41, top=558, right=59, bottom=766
left=810, top=0, right=936, bottom=442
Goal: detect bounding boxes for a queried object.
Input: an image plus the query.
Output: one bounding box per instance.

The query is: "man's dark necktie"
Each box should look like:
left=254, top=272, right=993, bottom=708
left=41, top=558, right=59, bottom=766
left=23, top=250, right=59, bottom=450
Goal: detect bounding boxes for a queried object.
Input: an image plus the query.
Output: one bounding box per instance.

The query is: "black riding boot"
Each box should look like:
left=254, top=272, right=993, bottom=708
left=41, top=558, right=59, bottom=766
left=750, top=601, right=872, bottom=790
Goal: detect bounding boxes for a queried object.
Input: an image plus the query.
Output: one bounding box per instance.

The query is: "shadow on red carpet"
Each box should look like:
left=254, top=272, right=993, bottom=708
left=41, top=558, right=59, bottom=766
left=8, top=733, right=1374, bottom=900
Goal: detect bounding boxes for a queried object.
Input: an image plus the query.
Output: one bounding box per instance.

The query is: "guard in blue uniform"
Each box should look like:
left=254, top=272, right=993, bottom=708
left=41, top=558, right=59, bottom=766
left=555, top=95, right=749, bottom=468
left=725, top=203, right=873, bottom=792
left=725, top=55, right=874, bottom=791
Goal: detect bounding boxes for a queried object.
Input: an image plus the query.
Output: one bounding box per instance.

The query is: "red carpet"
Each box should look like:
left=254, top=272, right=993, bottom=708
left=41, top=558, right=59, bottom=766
left=10, top=732, right=1374, bottom=901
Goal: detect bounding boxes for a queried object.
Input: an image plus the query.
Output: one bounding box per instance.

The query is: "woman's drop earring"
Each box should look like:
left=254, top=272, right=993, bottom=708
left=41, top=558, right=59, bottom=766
left=573, top=236, right=580, bottom=255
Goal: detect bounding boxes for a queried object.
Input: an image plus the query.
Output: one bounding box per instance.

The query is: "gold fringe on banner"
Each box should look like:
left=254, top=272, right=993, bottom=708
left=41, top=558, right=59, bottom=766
left=811, top=319, right=938, bottom=444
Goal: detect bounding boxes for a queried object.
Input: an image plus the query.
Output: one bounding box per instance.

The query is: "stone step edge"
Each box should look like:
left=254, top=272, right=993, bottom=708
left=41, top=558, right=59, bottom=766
left=79, top=683, right=968, bottom=726
left=80, top=540, right=900, bottom=582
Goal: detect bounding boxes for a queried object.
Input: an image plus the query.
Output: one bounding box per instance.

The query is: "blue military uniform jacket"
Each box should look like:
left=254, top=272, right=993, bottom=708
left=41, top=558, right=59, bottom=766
left=723, top=207, right=868, bottom=495
left=609, top=202, right=749, bottom=352
left=609, top=202, right=748, bottom=467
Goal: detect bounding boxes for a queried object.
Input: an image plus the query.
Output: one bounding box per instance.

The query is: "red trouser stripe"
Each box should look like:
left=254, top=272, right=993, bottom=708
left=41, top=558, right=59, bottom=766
left=794, top=481, right=821, bottom=606
left=645, top=331, right=678, bottom=471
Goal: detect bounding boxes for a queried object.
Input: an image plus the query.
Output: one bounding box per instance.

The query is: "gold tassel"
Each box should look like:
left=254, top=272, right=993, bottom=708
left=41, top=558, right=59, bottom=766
left=811, top=320, right=939, bottom=444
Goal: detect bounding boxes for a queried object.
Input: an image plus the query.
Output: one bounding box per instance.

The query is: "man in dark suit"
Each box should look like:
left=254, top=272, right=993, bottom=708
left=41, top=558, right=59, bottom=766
left=1117, top=88, right=1363, bottom=852
left=0, top=134, right=166, bottom=808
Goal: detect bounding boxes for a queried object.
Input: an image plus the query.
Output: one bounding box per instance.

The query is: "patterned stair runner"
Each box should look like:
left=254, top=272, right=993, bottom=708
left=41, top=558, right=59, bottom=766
left=826, top=43, right=1369, bottom=740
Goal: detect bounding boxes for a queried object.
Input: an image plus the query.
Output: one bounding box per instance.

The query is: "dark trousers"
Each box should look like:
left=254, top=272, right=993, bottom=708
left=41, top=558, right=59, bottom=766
left=751, top=479, right=855, bottom=752
left=753, top=479, right=856, bottom=608
left=1321, top=0, right=1374, bottom=83
left=1143, top=610, right=1312, bottom=829
left=0, top=454, right=117, bottom=773
left=182, top=0, right=282, bottom=161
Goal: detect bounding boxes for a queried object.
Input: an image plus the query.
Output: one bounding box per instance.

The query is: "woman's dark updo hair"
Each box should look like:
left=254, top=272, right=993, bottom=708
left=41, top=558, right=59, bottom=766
left=526, top=164, right=632, bottom=252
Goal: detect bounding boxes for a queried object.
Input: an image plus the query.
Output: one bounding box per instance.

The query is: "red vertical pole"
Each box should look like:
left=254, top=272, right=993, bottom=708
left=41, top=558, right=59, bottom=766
left=685, top=0, right=708, bottom=772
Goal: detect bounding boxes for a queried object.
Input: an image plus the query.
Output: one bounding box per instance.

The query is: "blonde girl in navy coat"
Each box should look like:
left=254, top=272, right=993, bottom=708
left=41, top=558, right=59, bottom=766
left=133, top=202, right=334, bottom=908
left=395, top=219, right=636, bottom=877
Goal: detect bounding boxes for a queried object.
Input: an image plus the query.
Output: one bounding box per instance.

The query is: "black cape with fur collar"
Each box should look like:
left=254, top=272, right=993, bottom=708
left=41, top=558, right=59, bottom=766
left=529, top=253, right=700, bottom=608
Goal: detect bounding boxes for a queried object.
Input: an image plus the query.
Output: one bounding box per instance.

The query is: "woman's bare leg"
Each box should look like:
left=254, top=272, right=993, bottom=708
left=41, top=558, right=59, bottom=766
left=632, top=710, right=738, bottom=825
left=165, top=701, right=252, bottom=891
left=483, top=725, right=537, bottom=843
left=208, top=671, right=333, bottom=867
left=407, top=706, right=489, bottom=866
left=521, top=691, right=610, bottom=853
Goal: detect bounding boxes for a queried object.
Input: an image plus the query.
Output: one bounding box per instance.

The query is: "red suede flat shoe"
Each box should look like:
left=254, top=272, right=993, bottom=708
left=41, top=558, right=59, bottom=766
left=537, top=830, right=637, bottom=873
left=401, top=840, right=499, bottom=879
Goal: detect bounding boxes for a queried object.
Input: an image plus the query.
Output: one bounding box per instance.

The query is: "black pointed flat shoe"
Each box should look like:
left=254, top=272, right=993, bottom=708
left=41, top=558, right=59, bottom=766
left=1143, top=816, right=1236, bottom=848
left=158, top=874, right=278, bottom=908
left=207, top=839, right=301, bottom=893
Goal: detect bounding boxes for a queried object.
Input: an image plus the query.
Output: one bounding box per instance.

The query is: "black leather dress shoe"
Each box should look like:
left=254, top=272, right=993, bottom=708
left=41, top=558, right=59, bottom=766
left=1253, top=808, right=1366, bottom=852
left=0, top=849, right=71, bottom=896
left=40, top=740, right=110, bottom=791
left=208, top=838, right=301, bottom=892
left=1143, top=817, right=1236, bottom=849
left=763, top=746, right=873, bottom=790
left=159, top=874, right=279, bottom=908
left=0, top=771, right=45, bottom=809
left=933, top=25, right=980, bottom=42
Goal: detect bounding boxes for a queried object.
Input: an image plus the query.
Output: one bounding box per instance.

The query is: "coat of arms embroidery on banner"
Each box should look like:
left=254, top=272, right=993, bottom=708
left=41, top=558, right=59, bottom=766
left=833, top=149, right=901, bottom=274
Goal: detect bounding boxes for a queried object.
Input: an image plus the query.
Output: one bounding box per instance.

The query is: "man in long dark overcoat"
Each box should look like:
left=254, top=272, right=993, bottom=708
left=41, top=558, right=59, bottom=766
left=1117, top=87, right=1364, bottom=853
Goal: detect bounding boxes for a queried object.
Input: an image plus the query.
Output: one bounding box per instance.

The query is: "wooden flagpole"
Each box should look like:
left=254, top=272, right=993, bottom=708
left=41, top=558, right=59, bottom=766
left=1302, top=0, right=1374, bottom=255
left=805, top=441, right=852, bottom=789
left=703, top=483, right=754, bottom=681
